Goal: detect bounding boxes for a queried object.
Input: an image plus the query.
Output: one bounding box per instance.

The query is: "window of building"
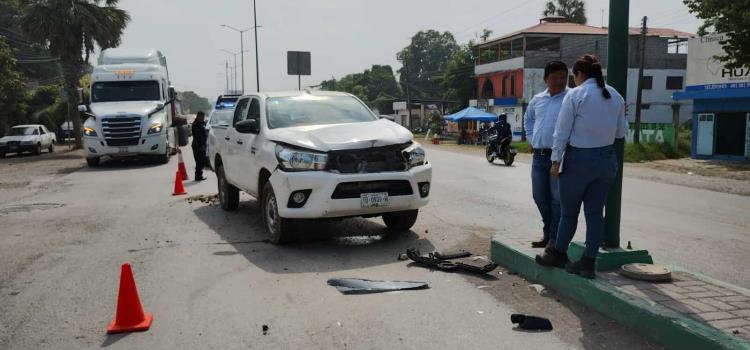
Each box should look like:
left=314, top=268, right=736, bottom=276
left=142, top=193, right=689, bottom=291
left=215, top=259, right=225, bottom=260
left=501, top=76, right=508, bottom=96
left=525, top=36, right=561, bottom=52
left=641, top=76, right=653, bottom=90
left=511, top=39, right=523, bottom=58
left=666, top=76, right=684, bottom=90
left=510, top=75, right=516, bottom=96
left=499, top=41, right=511, bottom=60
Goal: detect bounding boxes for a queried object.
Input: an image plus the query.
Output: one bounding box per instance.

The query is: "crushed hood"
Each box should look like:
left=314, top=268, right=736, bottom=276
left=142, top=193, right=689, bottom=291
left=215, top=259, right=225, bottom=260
left=265, top=119, right=413, bottom=151
left=0, top=135, right=37, bottom=143
left=89, top=101, right=161, bottom=117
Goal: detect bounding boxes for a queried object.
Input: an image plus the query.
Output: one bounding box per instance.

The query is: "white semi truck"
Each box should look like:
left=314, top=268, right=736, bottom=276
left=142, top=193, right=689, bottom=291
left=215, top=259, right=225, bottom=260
left=80, top=48, right=184, bottom=166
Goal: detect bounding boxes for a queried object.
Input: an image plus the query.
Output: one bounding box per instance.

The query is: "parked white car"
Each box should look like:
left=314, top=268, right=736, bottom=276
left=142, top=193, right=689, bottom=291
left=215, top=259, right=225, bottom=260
left=211, top=91, right=432, bottom=243
left=0, top=124, right=56, bottom=157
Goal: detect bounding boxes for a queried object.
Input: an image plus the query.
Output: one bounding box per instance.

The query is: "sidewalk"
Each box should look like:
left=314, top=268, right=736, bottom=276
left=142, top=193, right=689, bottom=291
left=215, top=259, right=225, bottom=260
left=491, top=233, right=750, bottom=350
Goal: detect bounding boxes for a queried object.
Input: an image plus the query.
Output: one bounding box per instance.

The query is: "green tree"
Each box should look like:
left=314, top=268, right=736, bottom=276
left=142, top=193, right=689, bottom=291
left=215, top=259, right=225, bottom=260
left=20, top=0, right=130, bottom=149
left=319, top=65, right=401, bottom=113
left=684, top=0, right=750, bottom=68
left=0, top=37, right=28, bottom=135
left=397, top=30, right=459, bottom=99
left=179, top=91, right=211, bottom=114
left=543, top=0, right=587, bottom=24
left=443, top=43, right=478, bottom=112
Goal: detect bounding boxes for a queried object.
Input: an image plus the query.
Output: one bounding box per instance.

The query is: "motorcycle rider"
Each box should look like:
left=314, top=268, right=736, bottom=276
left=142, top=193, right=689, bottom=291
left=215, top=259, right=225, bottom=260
left=489, top=114, right=512, bottom=156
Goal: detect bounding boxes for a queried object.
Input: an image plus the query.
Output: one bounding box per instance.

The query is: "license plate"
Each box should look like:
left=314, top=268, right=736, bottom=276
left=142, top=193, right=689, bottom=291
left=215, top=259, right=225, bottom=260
left=118, top=147, right=128, bottom=153
left=361, top=192, right=389, bottom=208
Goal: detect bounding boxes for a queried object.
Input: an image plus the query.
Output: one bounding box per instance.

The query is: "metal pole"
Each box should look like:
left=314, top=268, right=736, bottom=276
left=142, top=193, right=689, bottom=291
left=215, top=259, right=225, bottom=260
left=253, top=0, right=260, bottom=92
left=634, top=16, right=648, bottom=144
left=233, top=54, right=237, bottom=93
left=225, top=60, right=229, bottom=93
left=240, top=31, right=245, bottom=94
left=603, top=0, right=630, bottom=249
left=298, top=75, right=301, bottom=90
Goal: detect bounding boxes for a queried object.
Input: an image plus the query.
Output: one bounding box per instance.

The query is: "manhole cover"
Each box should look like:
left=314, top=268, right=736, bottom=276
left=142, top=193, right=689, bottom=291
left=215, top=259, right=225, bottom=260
left=619, top=263, right=672, bottom=282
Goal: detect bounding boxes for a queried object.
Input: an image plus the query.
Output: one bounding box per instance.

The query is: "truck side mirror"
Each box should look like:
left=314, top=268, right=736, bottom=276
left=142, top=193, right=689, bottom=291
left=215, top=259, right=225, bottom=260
left=77, top=105, right=87, bottom=113
left=168, top=86, right=176, bottom=100
left=235, top=119, right=259, bottom=134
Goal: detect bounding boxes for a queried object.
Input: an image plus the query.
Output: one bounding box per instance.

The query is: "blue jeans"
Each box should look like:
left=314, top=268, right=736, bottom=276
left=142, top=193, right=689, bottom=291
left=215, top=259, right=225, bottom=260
left=531, top=151, right=560, bottom=242
left=554, top=145, right=618, bottom=258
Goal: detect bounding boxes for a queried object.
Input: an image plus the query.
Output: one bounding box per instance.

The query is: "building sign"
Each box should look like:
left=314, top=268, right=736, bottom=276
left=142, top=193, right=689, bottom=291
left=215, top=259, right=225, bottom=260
left=686, top=33, right=750, bottom=88
left=625, top=123, right=676, bottom=147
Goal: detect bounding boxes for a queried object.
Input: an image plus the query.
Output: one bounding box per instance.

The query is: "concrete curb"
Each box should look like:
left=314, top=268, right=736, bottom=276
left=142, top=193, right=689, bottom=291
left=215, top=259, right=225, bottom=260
left=491, top=235, right=750, bottom=350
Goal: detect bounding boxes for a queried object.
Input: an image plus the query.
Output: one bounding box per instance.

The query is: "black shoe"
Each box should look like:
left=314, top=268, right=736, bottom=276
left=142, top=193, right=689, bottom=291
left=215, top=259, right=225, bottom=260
left=565, top=256, right=596, bottom=279
left=535, top=247, right=568, bottom=268
left=195, top=176, right=207, bottom=181
left=531, top=238, right=549, bottom=248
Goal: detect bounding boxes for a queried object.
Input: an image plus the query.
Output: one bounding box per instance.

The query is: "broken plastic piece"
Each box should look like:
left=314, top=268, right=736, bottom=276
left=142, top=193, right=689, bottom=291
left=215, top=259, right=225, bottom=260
left=406, top=248, right=497, bottom=274
left=434, top=250, right=471, bottom=260
left=327, top=278, right=428, bottom=295
left=511, top=314, right=553, bottom=331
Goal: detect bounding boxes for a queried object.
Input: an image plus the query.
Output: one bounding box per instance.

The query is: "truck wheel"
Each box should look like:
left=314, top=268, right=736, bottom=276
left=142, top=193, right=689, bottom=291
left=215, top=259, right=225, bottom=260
left=34, top=143, right=42, bottom=155
left=261, top=182, right=293, bottom=244
left=86, top=157, right=100, bottom=167
left=382, top=210, right=419, bottom=232
left=217, top=164, right=239, bottom=211
left=48, top=144, right=54, bottom=153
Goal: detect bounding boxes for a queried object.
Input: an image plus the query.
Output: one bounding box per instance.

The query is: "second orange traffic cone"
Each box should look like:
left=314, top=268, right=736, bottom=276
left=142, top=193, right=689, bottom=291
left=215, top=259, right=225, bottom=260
left=177, top=148, right=188, bottom=181
left=107, top=263, right=153, bottom=334
left=172, top=170, right=186, bottom=196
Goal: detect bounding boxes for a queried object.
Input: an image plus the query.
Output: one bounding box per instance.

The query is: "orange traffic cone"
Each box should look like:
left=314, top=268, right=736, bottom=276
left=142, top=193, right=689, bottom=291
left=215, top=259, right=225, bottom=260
left=107, top=263, right=153, bottom=334
left=177, top=148, right=188, bottom=181
left=172, top=170, right=186, bottom=196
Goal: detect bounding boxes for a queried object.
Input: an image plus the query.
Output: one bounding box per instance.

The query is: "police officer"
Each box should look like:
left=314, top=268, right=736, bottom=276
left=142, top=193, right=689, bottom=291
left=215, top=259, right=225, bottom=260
left=191, top=111, right=208, bottom=181
left=535, top=55, right=627, bottom=279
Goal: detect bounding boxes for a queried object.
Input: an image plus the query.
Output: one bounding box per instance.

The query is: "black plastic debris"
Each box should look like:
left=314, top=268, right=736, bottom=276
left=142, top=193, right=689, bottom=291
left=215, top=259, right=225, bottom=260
left=510, top=314, right=553, bottom=331
left=262, top=325, right=269, bottom=335
left=327, top=278, right=428, bottom=295
left=406, top=248, right=498, bottom=274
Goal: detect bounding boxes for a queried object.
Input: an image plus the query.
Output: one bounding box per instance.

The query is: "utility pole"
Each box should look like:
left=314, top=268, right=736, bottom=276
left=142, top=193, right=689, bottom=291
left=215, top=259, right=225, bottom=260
left=221, top=25, right=251, bottom=94
left=603, top=0, right=629, bottom=249
left=225, top=60, right=229, bottom=93
left=253, top=0, right=260, bottom=92
left=634, top=16, right=648, bottom=144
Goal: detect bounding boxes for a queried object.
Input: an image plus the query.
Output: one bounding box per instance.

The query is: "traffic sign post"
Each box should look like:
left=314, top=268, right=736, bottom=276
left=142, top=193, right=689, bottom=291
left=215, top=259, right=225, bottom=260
left=287, top=51, right=311, bottom=90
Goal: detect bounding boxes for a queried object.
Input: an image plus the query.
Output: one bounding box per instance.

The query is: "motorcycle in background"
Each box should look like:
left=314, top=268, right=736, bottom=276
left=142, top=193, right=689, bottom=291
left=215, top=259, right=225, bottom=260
left=485, top=132, right=517, bottom=166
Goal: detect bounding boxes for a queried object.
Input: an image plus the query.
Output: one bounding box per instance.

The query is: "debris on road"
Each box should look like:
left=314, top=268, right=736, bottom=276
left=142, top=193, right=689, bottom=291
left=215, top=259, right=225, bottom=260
left=262, top=325, right=269, bottom=335
left=405, top=248, right=498, bottom=274
left=327, top=278, right=428, bottom=294
left=186, top=194, right=219, bottom=206
left=528, top=284, right=547, bottom=295
left=510, top=314, right=553, bottom=331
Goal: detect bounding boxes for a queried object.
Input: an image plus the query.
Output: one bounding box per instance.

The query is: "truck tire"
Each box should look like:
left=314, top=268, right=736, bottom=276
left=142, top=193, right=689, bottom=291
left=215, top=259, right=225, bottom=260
left=48, top=144, right=54, bottom=153
left=86, top=157, right=100, bottom=167
left=217, top=164, right=239, bottom=211
left=382, top=210, right=419, bottom=232
left=34, top=143, right=42, bottom=155
left=261, top=182, right=293, bottom=244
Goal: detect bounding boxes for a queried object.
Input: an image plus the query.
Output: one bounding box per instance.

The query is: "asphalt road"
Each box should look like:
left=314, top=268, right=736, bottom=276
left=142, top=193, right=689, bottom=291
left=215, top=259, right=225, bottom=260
left=3, top=142, right=746, bottom=349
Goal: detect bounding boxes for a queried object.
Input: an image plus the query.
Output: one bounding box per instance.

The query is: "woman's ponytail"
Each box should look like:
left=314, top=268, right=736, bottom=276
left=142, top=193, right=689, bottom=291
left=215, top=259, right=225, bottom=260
left=573, top=54, right=611, bottom=99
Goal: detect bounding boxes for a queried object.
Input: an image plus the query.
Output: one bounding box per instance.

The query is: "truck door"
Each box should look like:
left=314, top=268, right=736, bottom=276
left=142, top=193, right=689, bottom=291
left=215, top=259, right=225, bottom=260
left=697, top=113, right=714, bottom=156
left=225, top=98, right=250, bottom=185
left=233, top=97, right=262, bottom=194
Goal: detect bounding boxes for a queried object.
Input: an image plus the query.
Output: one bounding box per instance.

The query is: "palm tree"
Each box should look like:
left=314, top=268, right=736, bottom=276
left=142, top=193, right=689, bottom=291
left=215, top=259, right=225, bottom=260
left=544, top=0, right=587, bottom=24
left=21, top=0, right=130, bottom=149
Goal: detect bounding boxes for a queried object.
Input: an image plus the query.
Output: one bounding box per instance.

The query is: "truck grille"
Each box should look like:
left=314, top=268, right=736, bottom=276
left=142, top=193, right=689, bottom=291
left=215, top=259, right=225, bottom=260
left=331, top=180, right=413, bottom=199
left=327, top=143, right=409, bottom=174
left=102, top=116, right=142, bottom=147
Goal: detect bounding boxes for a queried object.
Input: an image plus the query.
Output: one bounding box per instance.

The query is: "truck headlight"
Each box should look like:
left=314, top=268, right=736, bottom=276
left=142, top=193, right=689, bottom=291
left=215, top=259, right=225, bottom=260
left=275, top=145, right=328, bottom=171
left=148, top=122, right=163, bottom=134
left=403, top=143, right=426, bottom=169
left=83, top=127, right=98, bottom=137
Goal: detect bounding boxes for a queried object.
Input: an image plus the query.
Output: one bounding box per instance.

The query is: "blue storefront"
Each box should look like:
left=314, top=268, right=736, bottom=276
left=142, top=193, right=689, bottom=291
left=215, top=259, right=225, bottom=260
left=673, top=33, right=750, bottom=160
left=674, top=84, right=750, bottom=160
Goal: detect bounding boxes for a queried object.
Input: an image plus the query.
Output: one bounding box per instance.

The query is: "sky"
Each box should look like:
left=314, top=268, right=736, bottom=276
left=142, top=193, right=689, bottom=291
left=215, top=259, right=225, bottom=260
left=101, top=0, right=701, bottom=102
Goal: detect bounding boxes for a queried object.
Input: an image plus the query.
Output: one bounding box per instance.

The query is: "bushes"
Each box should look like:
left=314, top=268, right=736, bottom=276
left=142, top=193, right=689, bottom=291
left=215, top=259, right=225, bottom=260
left=624, top=142, right=682, bottom=162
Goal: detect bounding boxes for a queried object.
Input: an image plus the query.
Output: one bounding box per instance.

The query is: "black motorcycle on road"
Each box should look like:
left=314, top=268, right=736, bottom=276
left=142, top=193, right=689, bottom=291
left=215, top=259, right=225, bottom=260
left=485, top=132, right=517, bottom=166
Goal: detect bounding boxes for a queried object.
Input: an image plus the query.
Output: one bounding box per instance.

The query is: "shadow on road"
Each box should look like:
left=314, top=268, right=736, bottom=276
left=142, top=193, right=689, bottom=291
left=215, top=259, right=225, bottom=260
left=192, top=199, right=435, bottom=274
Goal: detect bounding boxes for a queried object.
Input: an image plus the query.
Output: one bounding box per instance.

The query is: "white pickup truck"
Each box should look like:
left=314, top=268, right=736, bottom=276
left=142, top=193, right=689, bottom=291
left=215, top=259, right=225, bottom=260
left=210, top=90, right=432, bottom=243
left=0, top=124, right=56, bottom=157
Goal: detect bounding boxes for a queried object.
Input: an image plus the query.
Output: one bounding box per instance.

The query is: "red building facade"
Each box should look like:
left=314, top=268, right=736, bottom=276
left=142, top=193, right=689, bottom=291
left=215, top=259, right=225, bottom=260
left=477, top=70, right=524, bottom=99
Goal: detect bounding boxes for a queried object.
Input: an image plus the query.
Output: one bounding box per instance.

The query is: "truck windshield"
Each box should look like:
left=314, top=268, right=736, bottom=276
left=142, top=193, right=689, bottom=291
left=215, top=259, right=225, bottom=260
left=266, top=95, right=377, bottom=129
left=9, top=127, right=37, bottom=136
left=92, top=81, right=161, bottom=102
